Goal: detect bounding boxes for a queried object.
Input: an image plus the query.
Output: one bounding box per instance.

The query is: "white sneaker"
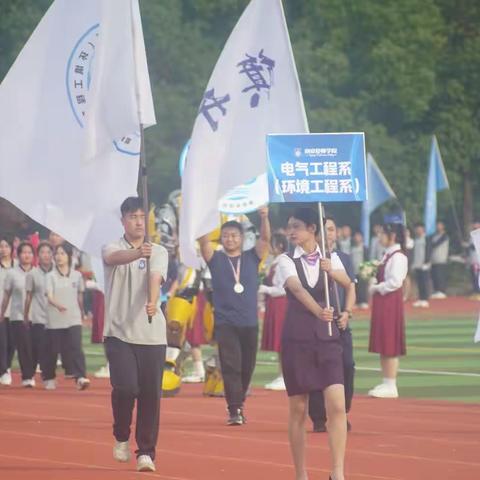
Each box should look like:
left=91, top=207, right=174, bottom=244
left=430, top=291, right=447, bottom=299
left=358, top=303, right=369, bottom=310
left=0, top=371, right=12, bottom=386
left=412, top=300, right=423, bottom=307
left=44, top=379, right=57, bottom=390
left=113, top=441, right=131, bottom=463
left=137, top=455, right=156, bottom=472
left=182, top=373, right=205, bottom=384
left=76, top=377, right=90, bottom=390
left=94, top=365, right=110, bottom=378
left=265, top=376, right=286, bottom=391
left=21, top=378, right=36, bottom=388
left=368, top=383, right=398, bottom=398
left=420, top=300, right=430, bottom=308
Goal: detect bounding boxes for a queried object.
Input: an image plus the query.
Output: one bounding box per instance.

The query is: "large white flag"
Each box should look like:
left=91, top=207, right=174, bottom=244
left=0, top=0, right=155, bottom=256
left=179, top=0, right=308, bottom=267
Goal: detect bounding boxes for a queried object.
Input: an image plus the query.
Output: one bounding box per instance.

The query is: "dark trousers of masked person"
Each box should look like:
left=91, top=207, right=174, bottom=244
left=215, top=324, right=258, bottom=415
left=105, top=336, right=166, bottom=460
left=308, top=328, right=355, bottom=429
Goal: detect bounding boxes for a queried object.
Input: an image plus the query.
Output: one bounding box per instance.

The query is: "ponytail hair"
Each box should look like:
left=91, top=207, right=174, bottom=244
left=383, top=223, right=406, bottom=251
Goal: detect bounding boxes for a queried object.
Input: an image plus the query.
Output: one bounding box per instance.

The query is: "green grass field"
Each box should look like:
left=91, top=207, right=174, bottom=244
left=82, top=314, right=480, bottom=404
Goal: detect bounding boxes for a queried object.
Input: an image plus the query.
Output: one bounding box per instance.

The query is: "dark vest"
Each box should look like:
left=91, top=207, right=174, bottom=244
left=282, top=255, right=340, bottom=342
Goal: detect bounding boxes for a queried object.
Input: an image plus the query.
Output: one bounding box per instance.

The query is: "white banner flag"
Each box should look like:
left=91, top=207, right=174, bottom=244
left=179, top=0, right=308, bottom=267
left=0, top=0, right=156, bottom=256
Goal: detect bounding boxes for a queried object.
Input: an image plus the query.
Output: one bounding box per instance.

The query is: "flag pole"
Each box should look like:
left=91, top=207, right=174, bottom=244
left=140, top=124, right=153, bottom=324
left=318, top=203, right=332, bottom=336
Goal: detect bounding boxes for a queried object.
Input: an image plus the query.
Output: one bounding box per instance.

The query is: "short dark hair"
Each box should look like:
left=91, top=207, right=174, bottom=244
left=0, top=236, right=14, bottom=255
left=323, top=213, right=336, bottom=227
left=290, top=207, right=319, bottom=234
left=414, top=222, right=425, bottom=229
left=121, top=197, right=145, bottom=217
left=221, top=220, right=244, bottom=235
left=37, top=241, right=53, bottom=255
left=54, top=242, right=73, bottom=267
left=272, top=233, right=288, bottom=254
left=17, top=241, right=34, bottom=257
left=383, top=223, right=406, bottom=251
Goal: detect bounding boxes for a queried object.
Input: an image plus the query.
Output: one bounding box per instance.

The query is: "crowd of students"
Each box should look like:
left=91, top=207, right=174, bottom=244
left=1, top=199, right=478, bottom=478
left=0, top=233, right=90, bottom=389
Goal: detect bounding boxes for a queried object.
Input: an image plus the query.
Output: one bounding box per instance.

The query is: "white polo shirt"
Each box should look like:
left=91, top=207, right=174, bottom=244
left=4, top=265, right=33, bottom=321
left=102, top=238, right=168, bottom=346
left=25, top=266, right=53, bottom=325
left=0, top=265, right=13, bottom=318
left=46, top=268, right=84, bottom=329
left=277, top=244, right=345, bottom=288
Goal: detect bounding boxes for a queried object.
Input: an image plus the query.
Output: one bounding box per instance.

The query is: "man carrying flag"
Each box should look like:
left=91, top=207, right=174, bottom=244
left=0, top=0, right=162, bottom=472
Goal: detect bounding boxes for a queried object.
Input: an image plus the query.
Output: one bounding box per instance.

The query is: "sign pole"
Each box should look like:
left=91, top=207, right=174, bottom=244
left=140, top=124, right=153, bottom=324
left=318, top=202, right=332, bottom=336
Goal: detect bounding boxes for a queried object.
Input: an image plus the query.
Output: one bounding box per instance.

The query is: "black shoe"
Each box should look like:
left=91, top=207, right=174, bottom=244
left=347, top=420, right=352, bottom=432
left=227, top=409, right=243, bottom=426
left=313, top=421, right=327, bottom=433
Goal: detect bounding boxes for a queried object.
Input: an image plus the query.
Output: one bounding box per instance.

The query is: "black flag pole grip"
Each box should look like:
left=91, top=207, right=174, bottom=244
left=139, top=124, right=153, bottom=324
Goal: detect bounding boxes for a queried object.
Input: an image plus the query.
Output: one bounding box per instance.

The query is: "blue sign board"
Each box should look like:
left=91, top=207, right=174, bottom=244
left=266, top=133, right=367, bottom=203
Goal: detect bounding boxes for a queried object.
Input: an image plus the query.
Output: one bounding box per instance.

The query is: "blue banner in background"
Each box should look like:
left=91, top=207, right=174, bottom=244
left=266, top=133, right=367, bottom=203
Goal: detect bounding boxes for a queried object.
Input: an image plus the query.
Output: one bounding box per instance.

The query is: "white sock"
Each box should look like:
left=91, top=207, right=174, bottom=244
left=194, top=360, right=205, bottom=377
left=383, top=378, right=397, bottom=387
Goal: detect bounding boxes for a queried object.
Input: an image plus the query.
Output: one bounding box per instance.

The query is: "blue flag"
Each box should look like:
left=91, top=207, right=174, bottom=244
left=425, top=135, right=450, bottom=236
left=361, top=153, right=396, bottom=246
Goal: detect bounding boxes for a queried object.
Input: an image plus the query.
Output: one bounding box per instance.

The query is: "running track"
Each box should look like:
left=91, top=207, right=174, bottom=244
left=0, top=377, right=479, bottom=480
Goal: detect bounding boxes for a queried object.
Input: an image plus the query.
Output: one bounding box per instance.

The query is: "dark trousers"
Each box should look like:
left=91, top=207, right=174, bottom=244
left=0, top=319, right=9, bottom=375
left=105, top=336, right=166, bottom=460
left=44, top=326, right=86, bottom=380
left=31, top=324, right=48, bottom=378
left=309, top=329, right=355, bottom=426
left=215, top=324, right=258, bottom=414
left=0, top=319, right=16, bottom=374
left=414, top=269, right=430, bottom=301
left=431, top=263, right=448, bottom=293
left=355, top=277, right=368, bottom=304
left=10, top=321, right=35, bottom=380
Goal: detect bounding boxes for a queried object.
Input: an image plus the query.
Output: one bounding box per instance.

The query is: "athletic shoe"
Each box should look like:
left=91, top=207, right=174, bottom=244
left=44, top=379, right=57, bottom=390
left=94, top=365, right=110, bottom=379
left=0, top=371, right=12, bottom=386
left=113, top=441, right=131, bottom=463
left=358, top=303, right=369, bottom=310
left=430, top=291, right=447, bottom=299
left=412, top=300, right=423, bottom=307
left=137, top=455, right=156, bottom=472
left=420, top=300, right=430, bottom=308
left=76, top=377, right=90, bottom=390
left=368, top=383, right=398, bottom=398
left=182, top=374, right=205, bottom=384
left=21, top=378, right=35, bottom=388
left=264, top=376, right=286, bottom=391
left=227, top=409, right=244, bottom=426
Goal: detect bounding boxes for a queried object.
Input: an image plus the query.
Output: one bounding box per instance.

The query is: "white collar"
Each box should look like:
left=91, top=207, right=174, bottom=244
left=385, top=243, right=401, bottom=255
left=293, top=244, right=322, bottom=259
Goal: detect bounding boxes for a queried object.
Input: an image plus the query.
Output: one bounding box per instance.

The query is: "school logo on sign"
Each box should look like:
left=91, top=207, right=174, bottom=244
left=66, top=25, right=140, bottom=156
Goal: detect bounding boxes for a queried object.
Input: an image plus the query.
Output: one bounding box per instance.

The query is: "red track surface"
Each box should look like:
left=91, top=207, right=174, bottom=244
left=1, top=376, right=479, bottom=480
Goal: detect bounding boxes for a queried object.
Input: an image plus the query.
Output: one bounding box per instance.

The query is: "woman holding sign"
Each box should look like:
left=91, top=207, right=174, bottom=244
left=368, top=223, right=408, bottom=399
left=278, top=207, right=351, bottom=480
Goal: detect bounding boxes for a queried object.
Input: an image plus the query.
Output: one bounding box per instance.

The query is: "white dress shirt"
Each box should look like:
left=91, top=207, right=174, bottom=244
left=259, top=256, right=286, bottom=298
left=375, top=244, right=408, bottom=295
left=277, top=244, right=345, bottom=289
